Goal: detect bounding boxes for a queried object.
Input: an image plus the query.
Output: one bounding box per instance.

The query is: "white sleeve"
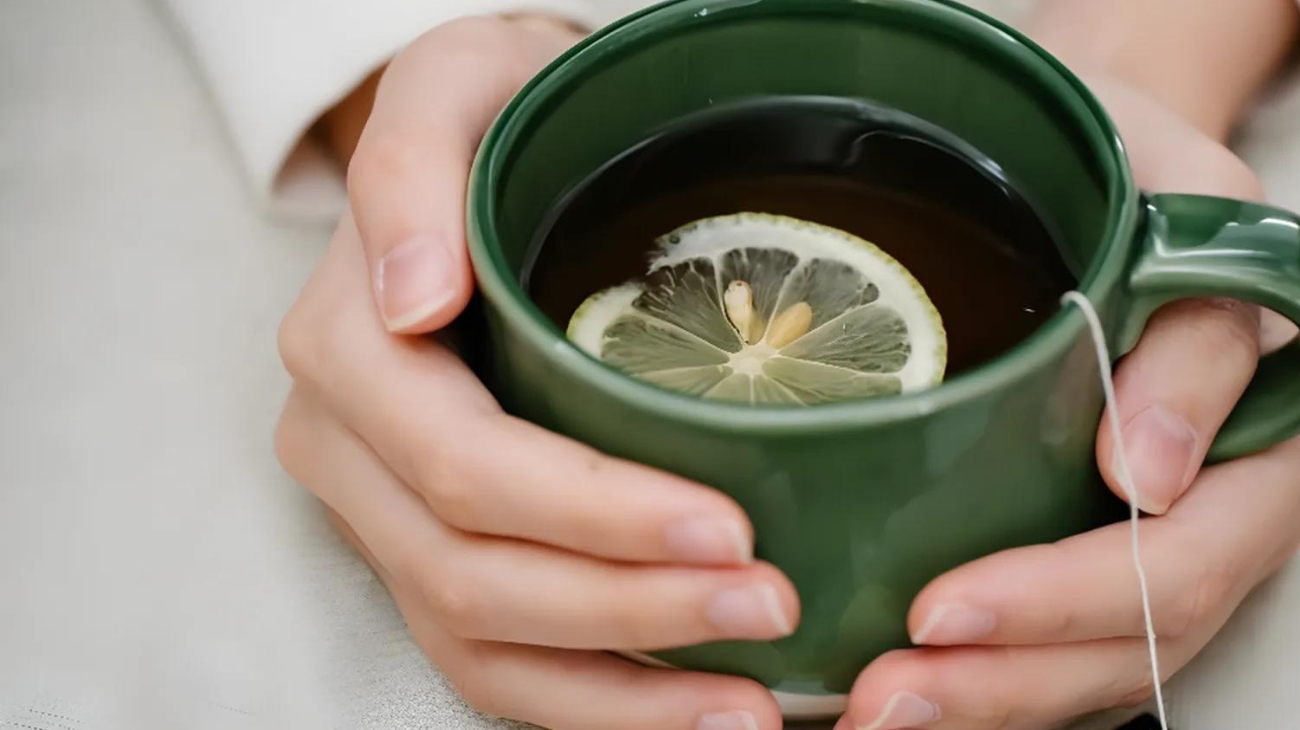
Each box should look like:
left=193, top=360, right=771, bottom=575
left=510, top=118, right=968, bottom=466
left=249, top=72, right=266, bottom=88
left=159, top=0, right=607, bottom=220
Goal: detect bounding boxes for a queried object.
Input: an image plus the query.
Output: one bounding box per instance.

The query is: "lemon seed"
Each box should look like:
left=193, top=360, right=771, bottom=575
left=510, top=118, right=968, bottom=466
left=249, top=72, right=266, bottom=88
left=724, top=280, right=761, bottom=344
left=767, top=302, right=813, bottom=348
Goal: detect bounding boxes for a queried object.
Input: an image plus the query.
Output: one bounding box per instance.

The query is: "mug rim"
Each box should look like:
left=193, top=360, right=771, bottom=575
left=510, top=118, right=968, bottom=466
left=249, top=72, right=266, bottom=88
left=468, top=0, right=1141, bottom=435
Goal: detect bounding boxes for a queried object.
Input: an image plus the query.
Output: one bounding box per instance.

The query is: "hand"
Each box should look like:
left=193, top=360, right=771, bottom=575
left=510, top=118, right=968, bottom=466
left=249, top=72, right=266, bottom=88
left=275, top=17, right=799, bottom=730
left=841, top=78, right=1300, bottom=730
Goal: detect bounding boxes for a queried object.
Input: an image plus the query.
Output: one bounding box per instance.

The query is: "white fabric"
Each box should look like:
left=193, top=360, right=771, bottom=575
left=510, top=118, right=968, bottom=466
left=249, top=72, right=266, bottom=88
left=157, top=0, right=616, bottom=219
left=0, top=0, right=1297, bottom=729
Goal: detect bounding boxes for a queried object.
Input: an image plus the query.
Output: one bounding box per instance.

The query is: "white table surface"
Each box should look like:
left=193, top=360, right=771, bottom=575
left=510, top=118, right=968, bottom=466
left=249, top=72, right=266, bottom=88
left=1, top=0, right=1297, bottom=728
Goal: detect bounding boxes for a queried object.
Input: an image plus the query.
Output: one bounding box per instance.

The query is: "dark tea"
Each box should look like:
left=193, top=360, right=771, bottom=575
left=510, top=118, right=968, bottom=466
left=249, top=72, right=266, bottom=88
left=525, top=96, right=1077, bottom=378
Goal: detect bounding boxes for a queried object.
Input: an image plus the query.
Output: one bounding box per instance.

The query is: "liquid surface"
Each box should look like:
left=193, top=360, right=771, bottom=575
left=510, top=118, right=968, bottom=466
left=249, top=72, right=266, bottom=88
left=526, top=97, right=1076, bottom=377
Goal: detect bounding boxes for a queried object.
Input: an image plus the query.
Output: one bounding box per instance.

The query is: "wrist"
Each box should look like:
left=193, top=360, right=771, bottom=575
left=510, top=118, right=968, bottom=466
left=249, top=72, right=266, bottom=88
left=1027, top=0, right=1299, bottom=142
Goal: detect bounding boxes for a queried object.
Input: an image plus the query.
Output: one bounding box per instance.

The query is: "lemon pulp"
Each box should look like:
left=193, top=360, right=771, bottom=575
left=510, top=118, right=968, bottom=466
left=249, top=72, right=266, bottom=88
left=566, top=213, right=947, bottom=405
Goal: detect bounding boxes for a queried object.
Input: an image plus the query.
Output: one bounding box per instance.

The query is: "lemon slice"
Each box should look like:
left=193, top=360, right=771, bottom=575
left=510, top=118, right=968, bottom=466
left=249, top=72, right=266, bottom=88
left=567, top=213, right=947, bottom=405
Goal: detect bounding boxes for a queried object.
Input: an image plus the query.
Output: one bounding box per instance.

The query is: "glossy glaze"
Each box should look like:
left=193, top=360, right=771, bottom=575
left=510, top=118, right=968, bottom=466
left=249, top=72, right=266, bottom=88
left=1129, top=194, right=1300, bottom=462
left=466, top=0, right=1300, bottom=703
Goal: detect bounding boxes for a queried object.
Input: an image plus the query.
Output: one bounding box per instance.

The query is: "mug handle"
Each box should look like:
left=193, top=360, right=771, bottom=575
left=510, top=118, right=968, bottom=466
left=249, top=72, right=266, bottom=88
left=1122, top=193, right=1300, bottom=463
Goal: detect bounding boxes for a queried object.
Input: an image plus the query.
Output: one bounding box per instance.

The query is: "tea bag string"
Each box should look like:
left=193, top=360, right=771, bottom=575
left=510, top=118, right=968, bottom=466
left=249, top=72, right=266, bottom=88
left=1061, top=291, right=1169, bottom=730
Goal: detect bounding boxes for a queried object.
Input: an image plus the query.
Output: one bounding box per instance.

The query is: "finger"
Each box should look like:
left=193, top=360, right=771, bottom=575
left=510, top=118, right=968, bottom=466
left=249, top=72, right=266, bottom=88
left=443, top=643, right=786, bottom=730
left=326, top=505, right=788, bottom=730
left=329, top=504, right=787, bottom=730
left=907, top=435, right=1300, bottom=647
left=393, top=592, right=785, bottom=730
left=280, top=222, right=758, bottom=567
left=276, top=388, right=799, bottom=649
left=1087, top=74, right=1269, bottom=515
left=449, top=413, right=759, bottom=566
left=845, top=641, right=1173, bottom=730
left=347, top=17, right=577, bottom=333
left=321, top=502, right=395, bottom=584
left=1096, top=298, right=1261, bottom=514
left=1261, top=308, right=1299, bottom=354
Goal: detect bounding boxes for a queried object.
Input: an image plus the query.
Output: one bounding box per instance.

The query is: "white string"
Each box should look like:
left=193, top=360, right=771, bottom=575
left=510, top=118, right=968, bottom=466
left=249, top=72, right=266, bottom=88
left=1060, top=291, right=1169, bottom=730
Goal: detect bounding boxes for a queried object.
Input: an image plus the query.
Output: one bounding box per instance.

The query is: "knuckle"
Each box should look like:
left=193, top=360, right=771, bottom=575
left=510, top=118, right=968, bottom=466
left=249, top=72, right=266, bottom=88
left=1160, top=523, right=1235, bottom=637
left=447, top=647, right=504, bottom=717
left=1165, top=564, right=1223, bottom=639
left=276, top=293, right=348, bottom=386
left=415, top=15, right=514, bottom=54
left=1115, top=673, right=1157, bottom=709
left=416, top=451, right=483, bottom=531
left=577, top=444, right=614, bottom=482
left=415, top=563, right=485, bottom=638
left=272, top=407, right=308, bottom=483
left=275, top=300, right=314, bottom=380
left=443, top=17, right=535, bottom=74
left=1190, top=297, right=1262, bottom=359
left=456, top=674, right=501, bottom=718
left=970, top=658, right=1017, bottom=730
left=421, top=415, right=530, bottom=530
left=1200, top=296, right=1261, bottom=331
left=452, top=15, right=517, bottom=46
left=610, top=599, right=666, bottom=649
left=1044, top=604, right=1079, bottom=643
left=347, top=129, right=424, bottom=202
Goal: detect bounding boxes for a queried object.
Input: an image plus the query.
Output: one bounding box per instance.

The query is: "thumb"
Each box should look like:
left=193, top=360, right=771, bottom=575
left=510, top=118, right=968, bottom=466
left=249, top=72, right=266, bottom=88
left=347, top=17, right=574, bottom=334
left=1086, top=76, right=1270, bottom=513
left=1098, top=298, right=1261, bottom=515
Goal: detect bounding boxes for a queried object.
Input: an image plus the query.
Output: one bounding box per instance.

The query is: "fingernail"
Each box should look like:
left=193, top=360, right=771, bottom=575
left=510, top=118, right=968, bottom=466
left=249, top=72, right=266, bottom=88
left=666, top=516, right=753, bottom=565
left=857, top=691, right=940, bottom=730
left=376, top=235, right=455, bottom=331
left=708, top=583, right=794, bottom=639
left=1119, top=405, right=1199, bottom=514
left=911, top=603, right=996, bottom=645
left=697, top=710, right=760, bottom=730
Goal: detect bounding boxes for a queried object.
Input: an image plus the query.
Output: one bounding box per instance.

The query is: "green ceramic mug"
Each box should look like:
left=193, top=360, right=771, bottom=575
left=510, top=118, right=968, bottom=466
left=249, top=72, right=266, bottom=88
left=465, top=0, right=1300, bottom=718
